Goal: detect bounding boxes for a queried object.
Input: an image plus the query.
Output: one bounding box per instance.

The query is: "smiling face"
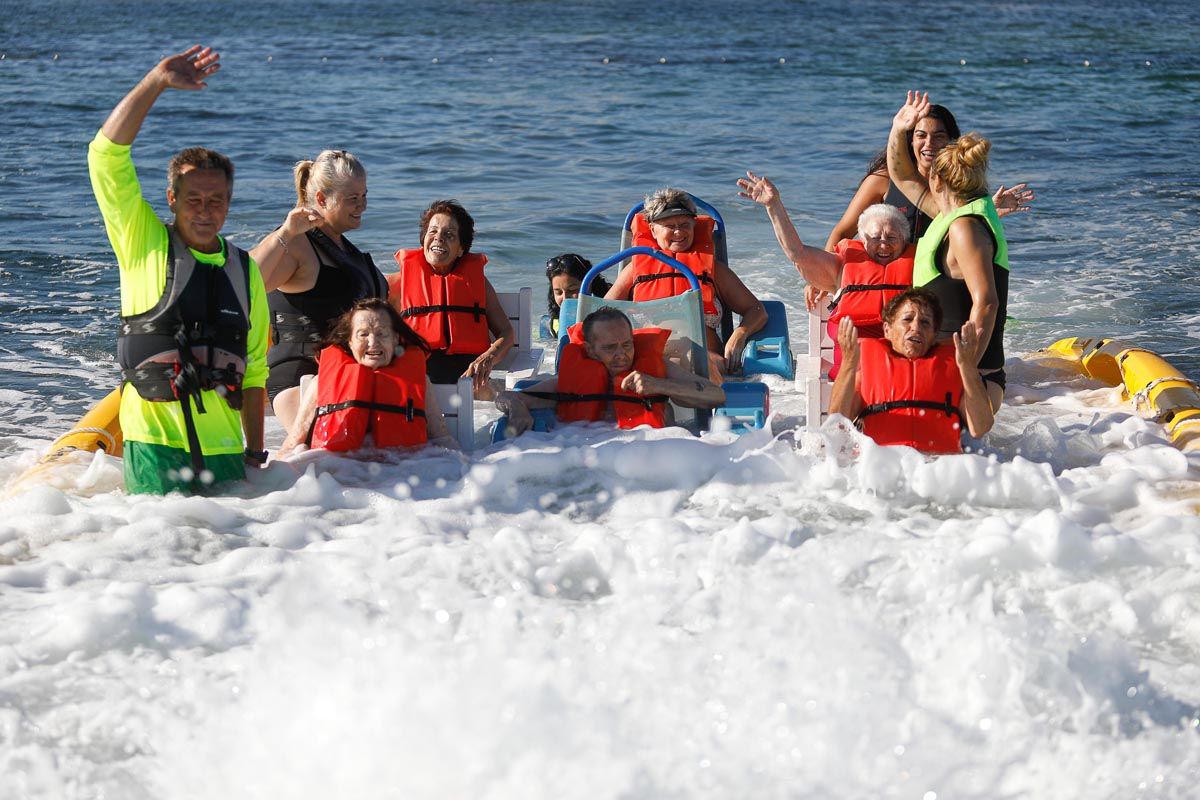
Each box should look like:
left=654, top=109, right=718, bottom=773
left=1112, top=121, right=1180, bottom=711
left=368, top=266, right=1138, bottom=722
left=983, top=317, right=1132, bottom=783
left=348, top=308, right=398, bottom=369
left=551, top=273, right=582, bottom=307
left=883, top=300, right=938, bottom=359
left=168, top=167, right=230, bottom=252
left=422, top=212, right=464, bottom=272
left=912, top=116, right=952, bottom=177
left=648, top=214, right=696, bottom=252
left=584, top=317, right=636, bottom=377
left=860, top=219, right=905, bottom=265
left=317, top=174, right=367, bottom=234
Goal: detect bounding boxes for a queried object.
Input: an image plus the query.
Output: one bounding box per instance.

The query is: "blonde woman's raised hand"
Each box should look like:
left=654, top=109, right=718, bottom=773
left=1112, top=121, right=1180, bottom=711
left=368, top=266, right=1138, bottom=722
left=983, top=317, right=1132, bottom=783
left=993, top=183, right=1036, bottom=217
left=279, top=206, right=325, bottom=240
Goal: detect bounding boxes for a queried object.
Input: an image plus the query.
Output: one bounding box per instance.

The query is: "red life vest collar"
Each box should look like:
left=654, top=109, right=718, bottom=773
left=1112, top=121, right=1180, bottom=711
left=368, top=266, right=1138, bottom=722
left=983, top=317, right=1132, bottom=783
left=828, top=239, right=915, bottom=334
left=388, top=249, right=491, bottom=354
left=543, top=323, right=671, bottom=429
left=856, top=338, right=964, bottom=454
left=627, top=213, right=718, bottom=314
left=309, top=345, right=429, bottom=451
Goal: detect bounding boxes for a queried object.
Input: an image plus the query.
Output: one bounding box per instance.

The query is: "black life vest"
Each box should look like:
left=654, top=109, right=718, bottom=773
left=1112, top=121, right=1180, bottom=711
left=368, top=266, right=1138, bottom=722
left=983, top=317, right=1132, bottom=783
left=267, top=229, right=388, bottom=372
left=118, top=226, right=251, bottom=410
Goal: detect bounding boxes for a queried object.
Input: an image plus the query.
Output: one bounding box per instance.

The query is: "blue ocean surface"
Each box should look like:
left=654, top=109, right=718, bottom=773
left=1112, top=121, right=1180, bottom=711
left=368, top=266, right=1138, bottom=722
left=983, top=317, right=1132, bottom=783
left=4, top=5, right=1200, bottom=798
left=1, top=0, right=1198, bottom=443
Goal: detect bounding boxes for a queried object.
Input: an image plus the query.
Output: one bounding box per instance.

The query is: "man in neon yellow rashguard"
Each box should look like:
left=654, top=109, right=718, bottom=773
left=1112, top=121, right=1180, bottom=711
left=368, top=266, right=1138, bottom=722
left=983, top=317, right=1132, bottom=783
left=88, top=45, right=268, bottom=494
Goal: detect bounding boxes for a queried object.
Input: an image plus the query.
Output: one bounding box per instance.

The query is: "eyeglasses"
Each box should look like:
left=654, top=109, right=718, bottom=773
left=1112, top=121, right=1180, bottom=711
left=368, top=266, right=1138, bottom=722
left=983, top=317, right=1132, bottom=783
left=863, top=233, right=903, bottom=245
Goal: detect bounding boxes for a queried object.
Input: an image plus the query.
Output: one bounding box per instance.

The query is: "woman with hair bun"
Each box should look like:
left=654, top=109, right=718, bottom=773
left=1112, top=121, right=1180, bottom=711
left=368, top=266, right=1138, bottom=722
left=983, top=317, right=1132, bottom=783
left=251, top=150, right=388, bottom=432
left=888, top=92, right=1009, bottom=410
left=824, top=104, right=1033, bottom=250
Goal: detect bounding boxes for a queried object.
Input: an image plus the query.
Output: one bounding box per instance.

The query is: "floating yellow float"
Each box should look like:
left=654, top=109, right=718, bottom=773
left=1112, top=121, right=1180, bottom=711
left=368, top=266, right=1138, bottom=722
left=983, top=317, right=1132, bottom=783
left=1043, top=337, right=1200, bottom=453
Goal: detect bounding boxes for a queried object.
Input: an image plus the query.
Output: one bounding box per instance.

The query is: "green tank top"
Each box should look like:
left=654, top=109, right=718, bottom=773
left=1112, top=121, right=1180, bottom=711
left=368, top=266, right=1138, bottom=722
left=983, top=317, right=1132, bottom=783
left=912, top=195, right=1009, bottom=288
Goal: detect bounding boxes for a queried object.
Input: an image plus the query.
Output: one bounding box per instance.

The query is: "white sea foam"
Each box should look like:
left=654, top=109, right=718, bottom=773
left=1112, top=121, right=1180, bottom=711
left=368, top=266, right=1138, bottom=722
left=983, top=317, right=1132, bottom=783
left=1, top=352, right=1199, bottom=798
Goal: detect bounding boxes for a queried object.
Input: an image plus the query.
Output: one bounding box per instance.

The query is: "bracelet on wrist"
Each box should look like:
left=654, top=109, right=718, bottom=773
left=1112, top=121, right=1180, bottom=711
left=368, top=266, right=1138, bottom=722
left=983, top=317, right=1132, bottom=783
left=275, top=232, right=289, bottom=251
left=245, top=448, right=269, bottom=463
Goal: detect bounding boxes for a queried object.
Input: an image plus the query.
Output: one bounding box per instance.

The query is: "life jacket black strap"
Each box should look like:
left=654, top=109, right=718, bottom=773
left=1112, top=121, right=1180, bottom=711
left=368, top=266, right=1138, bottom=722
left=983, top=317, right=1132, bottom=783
left=855, top=392, right=963, bottom=426
left=521, top=389, right=669, bottom=411
left=634, top=272, right=714, bottom=287
left=177, top=389, right=208, bottom=480
left=400, top=303, right=485, bottom=321
left=315, top=398, right=427, bottom=422
left=828, top=283, right=911, bottom=311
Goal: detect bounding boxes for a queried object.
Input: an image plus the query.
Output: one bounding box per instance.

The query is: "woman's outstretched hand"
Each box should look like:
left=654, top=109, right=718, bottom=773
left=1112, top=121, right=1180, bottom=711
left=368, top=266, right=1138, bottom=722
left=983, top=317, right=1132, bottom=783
left=892, top=90, right=930, bottom=132
left=736, top=170, right=780, bottom=208
left=993, top=183, right=1036, bottom=217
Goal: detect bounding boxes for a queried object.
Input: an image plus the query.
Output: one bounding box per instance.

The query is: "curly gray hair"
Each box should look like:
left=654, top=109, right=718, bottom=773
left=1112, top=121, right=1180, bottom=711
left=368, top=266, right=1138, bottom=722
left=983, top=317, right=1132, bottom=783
left=643, top=187, right=697, bottom=222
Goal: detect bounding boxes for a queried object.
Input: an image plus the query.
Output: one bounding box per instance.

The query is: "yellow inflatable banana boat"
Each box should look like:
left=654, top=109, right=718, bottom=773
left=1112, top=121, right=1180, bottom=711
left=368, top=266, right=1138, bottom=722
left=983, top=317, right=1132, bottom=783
left=4, top=388, right=123, bottom=496
left=1042, top=337, right=1200, bottom=453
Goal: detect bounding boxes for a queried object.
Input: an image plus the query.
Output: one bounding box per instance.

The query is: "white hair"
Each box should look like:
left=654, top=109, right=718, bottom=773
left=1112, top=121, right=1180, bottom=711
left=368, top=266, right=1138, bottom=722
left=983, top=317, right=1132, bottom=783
left=856, top=203, right=910, bottom=242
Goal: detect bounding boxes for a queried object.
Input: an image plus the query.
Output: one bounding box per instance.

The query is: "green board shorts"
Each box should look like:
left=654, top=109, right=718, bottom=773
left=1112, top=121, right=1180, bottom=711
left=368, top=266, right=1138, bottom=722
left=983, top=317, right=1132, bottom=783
left=124, top=440, right=246, bottom=495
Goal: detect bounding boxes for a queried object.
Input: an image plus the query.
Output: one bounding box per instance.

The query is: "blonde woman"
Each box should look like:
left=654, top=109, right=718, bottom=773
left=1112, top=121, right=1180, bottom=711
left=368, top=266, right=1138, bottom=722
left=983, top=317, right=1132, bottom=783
left=251, top=150, right=388, bottom=431
left=888, top=92, right=1009, bottom=410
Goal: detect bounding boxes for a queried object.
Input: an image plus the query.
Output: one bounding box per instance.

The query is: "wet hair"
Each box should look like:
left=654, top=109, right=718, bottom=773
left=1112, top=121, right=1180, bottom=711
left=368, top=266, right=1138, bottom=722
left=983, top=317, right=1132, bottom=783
left=581, top=307, right=633, bottom=344
left=931, top=133, right=991, bottom=200
left=419, top=199, right=475, bottom=253
left=545, top=253, right=612, bottom=321
left=643, top=187, right=697, bottom=222
left=882, top=288, right=943, bottom=333
left=323, top=297, right=430, bottom=358
left=863, top=150, right=888, bottom=180
left=294, top=150, right=366, bottom=206
left=856, top=204, right=910, bottom=243
left=167, top=147, right=234, bottom=198
left=863, top=105, right=961, bottom=184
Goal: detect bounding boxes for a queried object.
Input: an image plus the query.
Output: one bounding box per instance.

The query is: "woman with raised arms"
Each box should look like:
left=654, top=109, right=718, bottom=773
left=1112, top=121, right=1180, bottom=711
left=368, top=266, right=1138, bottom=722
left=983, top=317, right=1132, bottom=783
left=888, top=91, right=1010, bottom=410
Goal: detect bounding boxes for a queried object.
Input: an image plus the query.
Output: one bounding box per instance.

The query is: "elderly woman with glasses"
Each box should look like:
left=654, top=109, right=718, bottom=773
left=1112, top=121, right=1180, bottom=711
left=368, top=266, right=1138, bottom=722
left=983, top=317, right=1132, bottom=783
left=738, top=171, right=917, bottom=379
left=604, top=188, right=767, bottom=376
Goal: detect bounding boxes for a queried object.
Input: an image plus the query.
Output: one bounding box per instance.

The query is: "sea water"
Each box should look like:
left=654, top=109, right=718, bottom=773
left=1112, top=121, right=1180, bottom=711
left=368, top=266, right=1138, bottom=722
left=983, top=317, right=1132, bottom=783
left=1, top=1, right=1200, bottom=797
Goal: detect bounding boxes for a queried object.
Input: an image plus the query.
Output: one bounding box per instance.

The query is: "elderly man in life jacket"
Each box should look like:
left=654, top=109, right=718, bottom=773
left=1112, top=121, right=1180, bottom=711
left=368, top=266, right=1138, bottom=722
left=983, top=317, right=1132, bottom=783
left=829, top=288, right=994, bottom=454
left=494, top=307, right=726, bottom=435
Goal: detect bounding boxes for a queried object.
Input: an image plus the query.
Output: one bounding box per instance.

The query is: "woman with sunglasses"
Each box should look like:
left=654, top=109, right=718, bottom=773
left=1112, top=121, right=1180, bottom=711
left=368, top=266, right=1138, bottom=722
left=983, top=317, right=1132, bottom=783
left=822, top=106, right=1034, bottom=250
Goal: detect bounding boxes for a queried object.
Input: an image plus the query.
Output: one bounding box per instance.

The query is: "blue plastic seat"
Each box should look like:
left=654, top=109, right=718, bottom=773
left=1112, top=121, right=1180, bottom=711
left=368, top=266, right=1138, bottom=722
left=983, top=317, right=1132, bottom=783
left=713, top=381, right=770, bottom=431
left=739, top=300, right=795, bottom=379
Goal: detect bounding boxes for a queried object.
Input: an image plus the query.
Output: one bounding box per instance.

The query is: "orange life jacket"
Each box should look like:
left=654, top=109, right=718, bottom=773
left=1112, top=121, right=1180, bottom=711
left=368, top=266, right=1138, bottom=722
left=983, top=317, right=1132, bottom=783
left=856, top=338, right=964, bottom=454
left=310, top=346, right=428, bottom=451
left=388, top=249, right=491, bottom=354
left=628, top=213, right=719, bottom=315
left=552, top=323, right=670, bottom=429
left=829, top=239, right=915, bottom=338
